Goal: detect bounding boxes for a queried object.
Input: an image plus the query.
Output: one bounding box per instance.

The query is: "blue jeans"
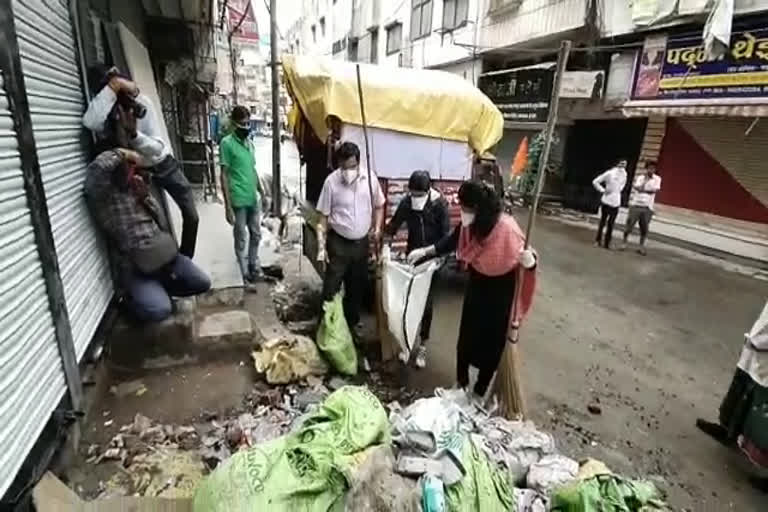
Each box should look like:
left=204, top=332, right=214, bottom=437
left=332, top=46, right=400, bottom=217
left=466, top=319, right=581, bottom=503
left=125, top=255, right=211, bottom=322
left=234, top=203, right=262, bottom=278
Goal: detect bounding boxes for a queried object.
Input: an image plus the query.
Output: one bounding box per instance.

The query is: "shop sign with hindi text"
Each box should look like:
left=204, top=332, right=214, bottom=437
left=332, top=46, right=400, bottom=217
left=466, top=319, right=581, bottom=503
left=633, top=29, right=768, bottom=100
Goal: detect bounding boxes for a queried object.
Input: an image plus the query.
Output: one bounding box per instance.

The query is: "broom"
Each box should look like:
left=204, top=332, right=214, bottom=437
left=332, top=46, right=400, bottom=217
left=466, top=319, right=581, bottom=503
left=495, top=41, right=572, bottom=420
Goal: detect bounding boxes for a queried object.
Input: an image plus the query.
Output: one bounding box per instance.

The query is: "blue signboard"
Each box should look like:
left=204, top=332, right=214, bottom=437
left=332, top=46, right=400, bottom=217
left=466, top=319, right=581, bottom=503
left=633, top=29, right=768, bottom=100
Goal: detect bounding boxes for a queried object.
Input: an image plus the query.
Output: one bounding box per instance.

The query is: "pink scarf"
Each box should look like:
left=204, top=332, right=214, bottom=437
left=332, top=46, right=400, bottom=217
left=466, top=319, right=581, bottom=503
left=457, top=214, right=537, bottom=325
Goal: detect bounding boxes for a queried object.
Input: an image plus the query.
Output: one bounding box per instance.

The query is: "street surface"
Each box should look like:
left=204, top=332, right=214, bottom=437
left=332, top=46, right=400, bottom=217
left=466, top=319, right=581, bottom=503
left=412, top=214, right=766, bottom=511
left=260, top=137, right=766, bottom=510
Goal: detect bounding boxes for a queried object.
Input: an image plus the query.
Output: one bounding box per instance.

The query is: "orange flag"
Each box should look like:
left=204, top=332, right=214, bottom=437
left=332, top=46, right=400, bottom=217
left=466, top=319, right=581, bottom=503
left=511, top=136, right=529, bottom=176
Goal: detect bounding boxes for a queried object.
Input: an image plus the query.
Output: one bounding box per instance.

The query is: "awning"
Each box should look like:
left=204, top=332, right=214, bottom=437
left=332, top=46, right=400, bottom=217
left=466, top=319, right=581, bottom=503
left=622, top=98, right=768, bottom=117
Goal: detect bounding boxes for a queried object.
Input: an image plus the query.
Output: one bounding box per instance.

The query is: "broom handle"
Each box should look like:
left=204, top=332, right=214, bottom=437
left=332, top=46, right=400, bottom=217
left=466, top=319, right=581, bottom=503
left=523, top=40, right=571, bottom=247
left=355, top=64, right=378, bottom=255
left=510, top=40, right=570, bottom=340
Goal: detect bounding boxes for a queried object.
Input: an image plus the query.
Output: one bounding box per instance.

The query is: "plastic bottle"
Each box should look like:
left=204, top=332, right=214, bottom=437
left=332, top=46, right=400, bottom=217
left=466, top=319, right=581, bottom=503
left=421, top=474, right=445, bottom=512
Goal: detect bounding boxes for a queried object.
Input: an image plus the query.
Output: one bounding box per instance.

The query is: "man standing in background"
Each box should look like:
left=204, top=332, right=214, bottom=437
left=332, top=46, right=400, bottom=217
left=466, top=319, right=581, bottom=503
left=220, top=106, right=265, bottom=288
left=622, top=161, right=662, bottom=256
left=592, top=159, right=628, bottom=249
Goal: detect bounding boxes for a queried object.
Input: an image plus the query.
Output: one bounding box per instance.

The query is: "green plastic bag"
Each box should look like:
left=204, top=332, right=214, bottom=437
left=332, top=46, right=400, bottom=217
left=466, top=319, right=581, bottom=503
left=316, top=293, right=357, bottom=375
left=193, top=386, right=390, bottom=512
left=551, top=474, right=667, bottom=512
left=444, top=437, right=515, bottom=512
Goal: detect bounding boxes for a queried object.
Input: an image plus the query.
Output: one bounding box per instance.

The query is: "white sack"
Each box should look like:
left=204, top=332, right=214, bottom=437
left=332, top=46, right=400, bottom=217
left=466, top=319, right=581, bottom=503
left=382, top=255, right=440, bottom=360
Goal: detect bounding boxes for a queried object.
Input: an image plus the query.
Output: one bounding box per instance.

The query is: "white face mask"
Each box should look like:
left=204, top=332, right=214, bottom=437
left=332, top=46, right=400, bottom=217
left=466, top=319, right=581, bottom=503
left=341, top=169, right=359, bottom=185
left=411, top=195, right=428, bottom=211
left=460, top=211, right=476, bottom=226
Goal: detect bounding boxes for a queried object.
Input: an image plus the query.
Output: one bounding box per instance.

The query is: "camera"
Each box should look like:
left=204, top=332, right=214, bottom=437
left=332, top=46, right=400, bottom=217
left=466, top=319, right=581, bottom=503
left=116, top=91, right=147, bottom=119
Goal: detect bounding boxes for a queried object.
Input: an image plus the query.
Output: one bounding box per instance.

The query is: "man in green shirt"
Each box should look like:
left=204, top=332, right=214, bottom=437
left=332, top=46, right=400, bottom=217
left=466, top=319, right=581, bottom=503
left=220, top=106, right=265, bottom=284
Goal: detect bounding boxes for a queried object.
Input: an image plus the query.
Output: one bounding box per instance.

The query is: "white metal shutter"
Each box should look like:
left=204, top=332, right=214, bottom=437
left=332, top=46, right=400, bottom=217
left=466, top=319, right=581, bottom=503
left=14, top=0, right=113, bottom=360
left=0, top=73, right=68, bottom=499
left=679, top=117, right=768, bottom=207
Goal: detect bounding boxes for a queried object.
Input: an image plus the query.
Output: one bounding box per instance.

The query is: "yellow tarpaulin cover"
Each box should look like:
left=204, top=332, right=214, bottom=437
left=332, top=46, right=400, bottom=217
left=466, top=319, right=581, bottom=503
left=283, top=55, right=503, bottom=155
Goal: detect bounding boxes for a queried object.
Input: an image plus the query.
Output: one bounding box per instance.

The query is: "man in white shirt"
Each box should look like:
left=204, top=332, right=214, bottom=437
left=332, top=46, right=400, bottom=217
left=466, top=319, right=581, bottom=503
left=316, top=142, right=385, bottom=334
left=622, top=160, right=662, bottom=255
left=83, top=65, right=199, bottom=258
left=592, top=159, right=628, bottom=249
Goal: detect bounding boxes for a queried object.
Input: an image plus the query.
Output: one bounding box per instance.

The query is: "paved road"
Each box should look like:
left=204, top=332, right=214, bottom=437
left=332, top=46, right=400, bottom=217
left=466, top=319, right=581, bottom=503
left=407, top=212, right=765, bottom=511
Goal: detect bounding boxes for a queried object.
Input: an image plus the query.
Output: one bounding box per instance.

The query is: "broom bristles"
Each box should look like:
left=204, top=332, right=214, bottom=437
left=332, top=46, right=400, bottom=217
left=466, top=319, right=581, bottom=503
left=495, top=343, right=527, bottom=420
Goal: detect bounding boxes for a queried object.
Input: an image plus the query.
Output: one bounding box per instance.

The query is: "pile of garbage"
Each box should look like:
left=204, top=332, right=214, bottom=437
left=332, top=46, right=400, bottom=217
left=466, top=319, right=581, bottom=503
left=82, top=381, right=668, bottom=511
left=388, top=389, right=667, bottom=511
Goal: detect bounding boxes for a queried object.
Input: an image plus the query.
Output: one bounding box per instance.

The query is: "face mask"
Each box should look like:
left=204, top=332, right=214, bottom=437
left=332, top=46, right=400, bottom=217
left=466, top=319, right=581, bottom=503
left=460, top=211, right=476, bottom=226
left=341, top=169, right=359, bottom=184
left=235, top=126, right=250, bottom=139
left=411, top=195, right=428, bottom=211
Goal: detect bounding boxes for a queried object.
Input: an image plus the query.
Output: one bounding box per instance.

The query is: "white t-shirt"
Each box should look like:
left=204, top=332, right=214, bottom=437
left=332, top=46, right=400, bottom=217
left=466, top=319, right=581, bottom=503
left=629, top=174, right=662, bottom=210
left=592, top=167, right=627, bottom=208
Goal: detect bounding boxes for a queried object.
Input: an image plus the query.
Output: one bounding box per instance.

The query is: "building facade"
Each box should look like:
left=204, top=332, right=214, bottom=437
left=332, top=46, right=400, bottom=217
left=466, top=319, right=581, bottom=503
left=284, top=0, right=768, bottom=233
left=0, top=0, right=217, bottom=503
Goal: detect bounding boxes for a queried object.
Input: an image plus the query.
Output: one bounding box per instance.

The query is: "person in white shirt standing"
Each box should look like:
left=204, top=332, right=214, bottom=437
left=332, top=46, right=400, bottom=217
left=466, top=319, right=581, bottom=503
left=622, top=160, right=662, bottom=255
left=316, top=142, right=385, bottom=340
left=592, top=159, right=628, bottom=249
left=83, top=65, right=199, bottom=259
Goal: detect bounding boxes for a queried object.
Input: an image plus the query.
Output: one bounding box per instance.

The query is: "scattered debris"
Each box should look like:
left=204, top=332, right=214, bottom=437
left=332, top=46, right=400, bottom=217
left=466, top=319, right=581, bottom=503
left=587, top=403, right=602, bottom=415
left=251, top=334, right=329, bottom=384
left=271, top=282, right=322, bottom=323
left=110, top=379, right=147, bottom=398
left=526, top=454, right=579, bottom=494
left=328, top=376, right=350, bottom=390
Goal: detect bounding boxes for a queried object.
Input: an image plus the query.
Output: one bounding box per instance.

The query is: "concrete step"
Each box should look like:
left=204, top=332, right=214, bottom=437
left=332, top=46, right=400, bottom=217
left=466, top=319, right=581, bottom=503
left=107, top=298, right=256, bottom=372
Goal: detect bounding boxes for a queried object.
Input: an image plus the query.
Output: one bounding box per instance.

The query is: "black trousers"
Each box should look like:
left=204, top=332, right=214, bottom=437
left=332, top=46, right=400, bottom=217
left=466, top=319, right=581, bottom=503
left=457, top=268, right=516, bottom=396
left=153, top=156, right=199, bottom=258
left=420, top=277, right=435, bottom=342
left=321, top=230, right=369, bottom=329
left=596, top=204, right=619, bottom=248
left=624, top=206, right=653, bottom=244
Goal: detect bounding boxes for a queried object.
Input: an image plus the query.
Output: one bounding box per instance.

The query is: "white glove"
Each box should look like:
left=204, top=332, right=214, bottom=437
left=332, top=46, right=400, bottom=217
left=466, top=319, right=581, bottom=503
left=520, top=248, right=536, bottom=269
left=407, top=247, right=430, bottom=265
left=317, top=247, right=328, bottom=263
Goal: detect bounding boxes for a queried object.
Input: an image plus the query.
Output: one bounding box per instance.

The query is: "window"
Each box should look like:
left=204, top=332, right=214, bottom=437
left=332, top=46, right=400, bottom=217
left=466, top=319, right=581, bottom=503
left=386, top=23, right=403, bottom=55
left=311, top=25, right=316, bottom=42
left=369, top=27, right=379, bottom=64
left=348, top=38, right=359, bottom=62
left=410, top=0, right=433, bottom=41
left=320, top=17, right=326, bottom=37
left=443, top=0, right=469, bottom=31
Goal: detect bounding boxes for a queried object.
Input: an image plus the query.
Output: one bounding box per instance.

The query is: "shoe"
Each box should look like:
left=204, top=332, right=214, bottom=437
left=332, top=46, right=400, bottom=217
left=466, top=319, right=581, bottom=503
left=695, top=419, right=731, bottom=445
left=244, top=282, right=258, bottom=294
left=637, top=247, right=647, bottom=256
left=414, top=345, right=427, bottom=369
left=247, top=267, right=266, bottom=283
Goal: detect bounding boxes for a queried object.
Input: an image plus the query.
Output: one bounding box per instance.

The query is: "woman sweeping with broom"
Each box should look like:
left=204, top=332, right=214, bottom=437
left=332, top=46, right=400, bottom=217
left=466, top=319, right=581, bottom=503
left=407, top=181, right=538, bottom=402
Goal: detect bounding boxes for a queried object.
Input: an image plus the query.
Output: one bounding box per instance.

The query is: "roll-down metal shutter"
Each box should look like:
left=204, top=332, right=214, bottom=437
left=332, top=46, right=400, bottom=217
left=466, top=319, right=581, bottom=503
left=14, top=0, right=113, bottom=359
left=0, top=73, right=68, bottom=499
left=678, top=117, right=768, bottom=208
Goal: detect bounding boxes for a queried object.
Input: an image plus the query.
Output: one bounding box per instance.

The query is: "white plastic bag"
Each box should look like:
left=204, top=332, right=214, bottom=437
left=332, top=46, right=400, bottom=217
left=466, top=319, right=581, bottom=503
left=381, top=254, right=440, bottom=361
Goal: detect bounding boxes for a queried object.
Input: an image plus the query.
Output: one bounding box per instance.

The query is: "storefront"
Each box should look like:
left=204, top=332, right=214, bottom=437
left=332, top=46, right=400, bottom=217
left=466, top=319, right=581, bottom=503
left=622, top=27, right=768, bottom=227
left=478, top=63, right=569, bottom=195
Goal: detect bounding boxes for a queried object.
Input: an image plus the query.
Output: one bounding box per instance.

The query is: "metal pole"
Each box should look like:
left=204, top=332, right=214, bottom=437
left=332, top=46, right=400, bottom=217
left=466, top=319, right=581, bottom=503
left=270, top=0, right=281, bottom=216
left=523, top=40, right=571, bottom=247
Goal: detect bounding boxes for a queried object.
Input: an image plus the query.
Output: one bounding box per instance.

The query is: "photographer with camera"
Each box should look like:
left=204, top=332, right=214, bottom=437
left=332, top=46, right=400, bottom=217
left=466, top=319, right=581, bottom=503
left=83, top=65, right=199, bottom=259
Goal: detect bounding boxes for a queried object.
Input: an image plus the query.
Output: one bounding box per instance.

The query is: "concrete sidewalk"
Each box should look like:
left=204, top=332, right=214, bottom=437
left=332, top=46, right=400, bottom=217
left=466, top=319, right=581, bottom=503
left=549, top=206, right=768, bottom=269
